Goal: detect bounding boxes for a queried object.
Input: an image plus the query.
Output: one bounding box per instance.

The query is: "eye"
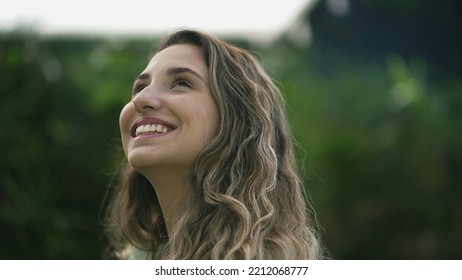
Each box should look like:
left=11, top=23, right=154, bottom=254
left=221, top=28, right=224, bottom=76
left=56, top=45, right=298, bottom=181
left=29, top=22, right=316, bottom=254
left=132, top=82, right=147, bottom=96
left=171, top=76, right=193, bottom=89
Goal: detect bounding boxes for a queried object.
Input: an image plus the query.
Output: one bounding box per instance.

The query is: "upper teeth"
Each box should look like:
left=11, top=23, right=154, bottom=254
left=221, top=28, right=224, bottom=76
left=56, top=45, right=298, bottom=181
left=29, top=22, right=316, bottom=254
left=135, top=124, right=169, bottom=136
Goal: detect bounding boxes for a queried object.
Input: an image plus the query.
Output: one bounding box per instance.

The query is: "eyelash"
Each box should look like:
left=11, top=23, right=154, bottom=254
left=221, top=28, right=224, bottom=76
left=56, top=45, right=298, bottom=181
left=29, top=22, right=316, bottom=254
left=171, top=75, right=193, bottom=89
left=131, top=75, right=194, bottom=96
left=132, top=83, right=146, bottom=95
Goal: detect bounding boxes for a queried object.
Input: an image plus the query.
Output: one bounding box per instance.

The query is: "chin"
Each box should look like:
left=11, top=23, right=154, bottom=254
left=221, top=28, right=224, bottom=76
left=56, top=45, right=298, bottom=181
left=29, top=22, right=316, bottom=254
left=127, top=153, right=157, bottom=172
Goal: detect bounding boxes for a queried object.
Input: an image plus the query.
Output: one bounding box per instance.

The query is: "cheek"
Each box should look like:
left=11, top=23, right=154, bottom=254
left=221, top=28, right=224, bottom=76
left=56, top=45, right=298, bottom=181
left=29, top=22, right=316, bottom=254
left=206, top=113, right=219, bottom=139
left=119, top=103, right=132, bottom=127
left=119, top=103, right=134, bottom=148
left=197, top=100, right=219, bottom=141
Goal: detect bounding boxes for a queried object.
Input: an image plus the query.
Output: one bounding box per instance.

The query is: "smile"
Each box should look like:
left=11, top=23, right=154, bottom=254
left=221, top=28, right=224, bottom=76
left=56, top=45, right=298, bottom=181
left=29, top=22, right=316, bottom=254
left=130, top=116, right=177, bottom=138
left=135, top=124, right=171, bottom=136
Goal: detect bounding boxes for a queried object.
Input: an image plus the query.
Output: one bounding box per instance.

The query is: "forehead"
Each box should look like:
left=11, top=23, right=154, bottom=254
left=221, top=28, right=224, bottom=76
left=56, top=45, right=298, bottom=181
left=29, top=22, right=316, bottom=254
left=143, top=44, right=207, bottom=76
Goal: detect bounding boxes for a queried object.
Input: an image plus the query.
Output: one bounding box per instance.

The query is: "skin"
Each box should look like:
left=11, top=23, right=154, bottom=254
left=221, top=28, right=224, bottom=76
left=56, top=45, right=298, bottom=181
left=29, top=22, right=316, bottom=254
left=119, top=44, right=219, bottom=236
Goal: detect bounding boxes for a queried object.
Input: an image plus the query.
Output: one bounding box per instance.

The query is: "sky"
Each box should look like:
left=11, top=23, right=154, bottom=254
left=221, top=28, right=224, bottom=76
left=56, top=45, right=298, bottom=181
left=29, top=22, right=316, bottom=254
left=0, top=0, right=315, bottom=41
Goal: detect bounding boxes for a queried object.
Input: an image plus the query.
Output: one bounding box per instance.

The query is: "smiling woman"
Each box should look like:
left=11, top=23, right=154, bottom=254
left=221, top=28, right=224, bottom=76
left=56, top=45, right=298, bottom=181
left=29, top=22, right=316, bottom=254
left=119, top=43, right=218, bottom=180
left=104, top=29, right=324, bottom=260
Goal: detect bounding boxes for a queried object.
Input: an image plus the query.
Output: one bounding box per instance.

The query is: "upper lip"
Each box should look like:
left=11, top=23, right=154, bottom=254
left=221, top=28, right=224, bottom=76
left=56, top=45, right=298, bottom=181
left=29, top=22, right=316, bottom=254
left=130, top=116, right=177, bottom=137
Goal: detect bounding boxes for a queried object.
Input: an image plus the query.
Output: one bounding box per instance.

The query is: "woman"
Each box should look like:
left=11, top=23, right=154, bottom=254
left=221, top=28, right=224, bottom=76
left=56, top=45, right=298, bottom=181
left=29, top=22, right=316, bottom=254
left=105, top=29, right=323, bottom=259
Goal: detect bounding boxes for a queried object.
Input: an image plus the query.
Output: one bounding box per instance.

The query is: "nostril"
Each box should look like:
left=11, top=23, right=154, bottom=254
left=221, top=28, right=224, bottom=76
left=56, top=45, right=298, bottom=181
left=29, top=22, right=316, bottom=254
left=133, top=97, right=161, bottom=113
left=142, top=104, right=156, bottom=110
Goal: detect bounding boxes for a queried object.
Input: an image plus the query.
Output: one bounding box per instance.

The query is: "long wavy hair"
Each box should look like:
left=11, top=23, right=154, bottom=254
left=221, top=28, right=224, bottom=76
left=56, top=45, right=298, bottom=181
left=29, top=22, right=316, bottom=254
left=104, top=29, right=323, bottom=259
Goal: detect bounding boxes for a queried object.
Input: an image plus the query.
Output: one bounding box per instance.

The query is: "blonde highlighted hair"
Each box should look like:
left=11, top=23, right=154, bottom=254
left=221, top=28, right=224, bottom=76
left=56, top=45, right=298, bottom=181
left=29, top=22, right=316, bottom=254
left=105, top=29, right=324, bottom=259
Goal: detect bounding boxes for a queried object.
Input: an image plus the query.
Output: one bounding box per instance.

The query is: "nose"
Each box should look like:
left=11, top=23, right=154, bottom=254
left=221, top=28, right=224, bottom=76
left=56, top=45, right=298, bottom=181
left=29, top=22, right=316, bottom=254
left=132, top=85, right=162, bottom=114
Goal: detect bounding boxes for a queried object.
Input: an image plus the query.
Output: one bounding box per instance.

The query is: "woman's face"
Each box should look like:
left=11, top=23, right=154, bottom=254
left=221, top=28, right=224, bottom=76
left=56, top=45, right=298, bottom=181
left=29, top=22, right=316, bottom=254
left=119, top=44, right=219, bottom=174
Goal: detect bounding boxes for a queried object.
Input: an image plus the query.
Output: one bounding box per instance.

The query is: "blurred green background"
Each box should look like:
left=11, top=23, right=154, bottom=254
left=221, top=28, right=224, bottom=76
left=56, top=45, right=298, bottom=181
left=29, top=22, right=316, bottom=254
left=1, top=0, right=461, bottom=259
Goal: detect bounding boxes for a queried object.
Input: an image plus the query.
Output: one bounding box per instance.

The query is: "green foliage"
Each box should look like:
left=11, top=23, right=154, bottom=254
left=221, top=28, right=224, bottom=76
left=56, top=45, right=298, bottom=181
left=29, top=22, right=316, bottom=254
left=264, top=41, right=462, bottom=259
left=1, top=28, right=461, bottom=259
left=0, top=33, right=153, bottom=258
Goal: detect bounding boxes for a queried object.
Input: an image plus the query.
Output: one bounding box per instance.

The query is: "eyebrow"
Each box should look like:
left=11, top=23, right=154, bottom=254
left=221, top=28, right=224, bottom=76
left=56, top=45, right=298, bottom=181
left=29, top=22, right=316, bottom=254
left=134, top=67, right=205, bottom=84
left=166, top=67, right=205, bottom=82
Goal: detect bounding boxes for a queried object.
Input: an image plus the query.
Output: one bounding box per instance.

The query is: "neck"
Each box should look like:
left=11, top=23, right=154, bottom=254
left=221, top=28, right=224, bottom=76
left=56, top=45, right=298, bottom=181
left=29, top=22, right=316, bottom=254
left=141, top=166, right=191, bottom=238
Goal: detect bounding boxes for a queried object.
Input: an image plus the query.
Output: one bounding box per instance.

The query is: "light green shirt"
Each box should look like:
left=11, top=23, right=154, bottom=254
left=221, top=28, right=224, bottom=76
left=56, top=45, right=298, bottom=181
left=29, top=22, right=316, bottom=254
left=128, top=243, right=166, bottom=260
